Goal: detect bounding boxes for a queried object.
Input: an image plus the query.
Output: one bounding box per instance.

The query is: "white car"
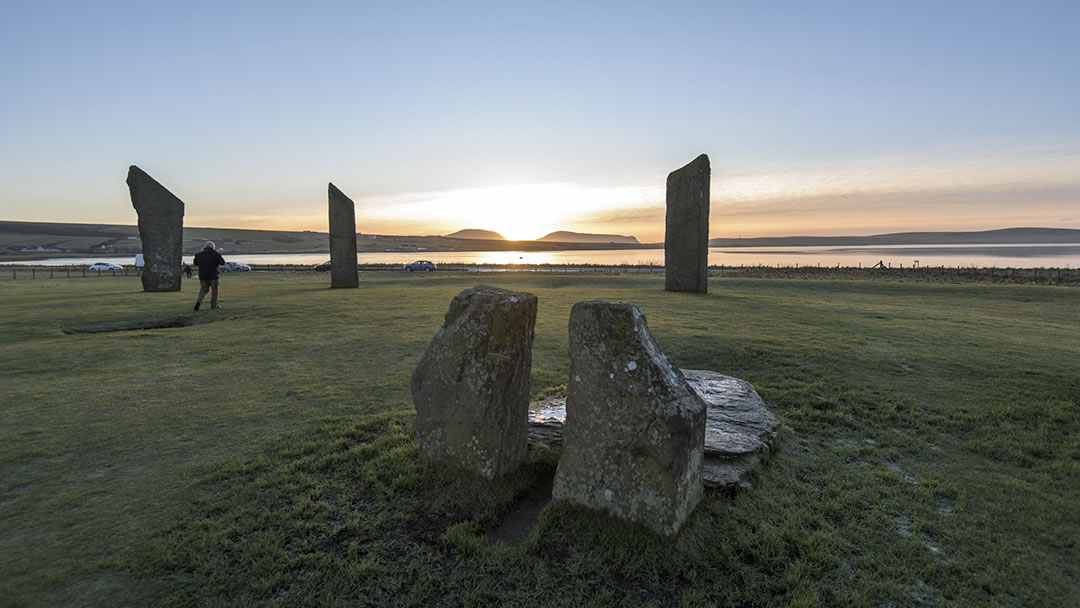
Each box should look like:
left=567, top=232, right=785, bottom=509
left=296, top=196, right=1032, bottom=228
left=89, top=262, right=123, bottom=271
left=220, top=261, right=251, bottom=272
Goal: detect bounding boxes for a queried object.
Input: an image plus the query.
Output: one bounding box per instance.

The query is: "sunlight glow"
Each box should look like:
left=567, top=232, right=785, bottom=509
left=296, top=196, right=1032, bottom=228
left=356, top=182, right=661, bottom=241
left=184, top=146, right=1080, bottom=242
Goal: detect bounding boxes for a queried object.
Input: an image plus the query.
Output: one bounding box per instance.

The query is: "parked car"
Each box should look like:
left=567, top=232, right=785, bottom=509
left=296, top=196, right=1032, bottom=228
left=404, top=260, right=436, bottom=272
left=89, top=262, right=123, bottom=271
left=220, top=261, right=251, bottom=272
left=314, top=261, right=332, bottom=271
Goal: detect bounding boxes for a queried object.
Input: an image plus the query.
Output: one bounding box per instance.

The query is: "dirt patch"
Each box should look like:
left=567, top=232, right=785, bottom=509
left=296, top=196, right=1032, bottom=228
left=486, top=469, right=555, bottom=546
left=64, top=315, right=219, bottom=334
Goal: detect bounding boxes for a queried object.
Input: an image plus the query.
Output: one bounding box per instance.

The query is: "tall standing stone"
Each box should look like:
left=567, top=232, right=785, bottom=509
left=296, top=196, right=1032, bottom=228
left=411, top=285, right=538, bottom=479
left=127, top=166, right=185, bottom=292
left=553, top=301, right=706, bottom=536
left=328, top=183, right=358, bottom=288
left=664, top=154, right=710, bottom=293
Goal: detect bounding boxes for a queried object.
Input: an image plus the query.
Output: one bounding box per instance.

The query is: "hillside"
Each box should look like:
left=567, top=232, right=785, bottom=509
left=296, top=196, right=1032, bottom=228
left=8, top=221, right=1073, bottom=258
left=444, top=229, right=506, bottom=240
left=0, top=220, right=654, bottom=258
left=537, top=230, right=640, bottom=244
left=0, top=220, right=333, bottom=256
left=709, top=227, right=1080, bottom=248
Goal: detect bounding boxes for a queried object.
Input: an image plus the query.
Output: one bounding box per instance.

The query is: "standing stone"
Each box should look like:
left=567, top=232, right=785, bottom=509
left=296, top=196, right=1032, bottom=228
left=127, top=166, right=184, bottom=292
left=553, top=301, right=706, bottom=536
left=411, top=285, right=538, bottom=479
left=664, top=154, right=710, bottom=293
left=328, top=183, right=358, bottom=288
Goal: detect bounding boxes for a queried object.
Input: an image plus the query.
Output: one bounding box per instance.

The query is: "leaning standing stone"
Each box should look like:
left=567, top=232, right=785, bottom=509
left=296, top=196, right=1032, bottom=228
left=553, top=301, right=706, bottom=536
left=411, top=285, right=538, bottom=479
left=328, top=183, right=359, bottom=288
left=664, top=154, right=710, bottom=293
left=127, top=165, right=185, bottom=292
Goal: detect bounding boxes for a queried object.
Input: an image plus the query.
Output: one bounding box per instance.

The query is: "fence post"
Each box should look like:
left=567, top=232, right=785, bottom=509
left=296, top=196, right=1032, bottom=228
left=32, top=269, right=35, bottom=279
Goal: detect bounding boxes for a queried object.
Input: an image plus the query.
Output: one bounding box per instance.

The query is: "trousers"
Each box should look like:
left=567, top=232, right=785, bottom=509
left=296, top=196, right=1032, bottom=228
left=196, top=279, right=219, bottom=307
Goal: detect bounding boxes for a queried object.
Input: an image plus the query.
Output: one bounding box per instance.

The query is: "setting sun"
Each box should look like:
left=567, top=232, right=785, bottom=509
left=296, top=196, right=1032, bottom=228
left=354, top=181, right=661, bottom=241
left=444, top=184, right=562, bottom=241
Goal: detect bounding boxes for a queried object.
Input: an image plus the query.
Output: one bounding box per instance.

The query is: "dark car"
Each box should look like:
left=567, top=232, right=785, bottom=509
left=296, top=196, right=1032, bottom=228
left=314, top=261, right=332, bottom=271
left=404, top=260, right=436, bottom=272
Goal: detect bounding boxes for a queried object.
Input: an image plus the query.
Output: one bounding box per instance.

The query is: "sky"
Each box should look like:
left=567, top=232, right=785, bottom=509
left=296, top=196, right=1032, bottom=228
left=1, top=0, right=1077, bottom=243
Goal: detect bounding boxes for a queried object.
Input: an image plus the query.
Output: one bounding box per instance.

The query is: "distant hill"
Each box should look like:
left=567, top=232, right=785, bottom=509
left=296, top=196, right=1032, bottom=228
left=0, top=219, right=337, bottom=256
left=709, top=227, right=1080, bottom=248
left=444, top=229, right=506, bottom=240
left=0, top=220, right=653, bottom=257
left=537, top=231, right=640, bottom=244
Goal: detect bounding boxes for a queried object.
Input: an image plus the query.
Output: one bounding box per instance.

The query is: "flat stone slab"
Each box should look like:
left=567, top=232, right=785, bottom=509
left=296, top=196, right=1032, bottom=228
left=529, top=369, right=780, bottom=489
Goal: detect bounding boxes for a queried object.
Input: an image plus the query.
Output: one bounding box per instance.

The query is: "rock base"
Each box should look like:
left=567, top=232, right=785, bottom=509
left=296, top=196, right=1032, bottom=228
left=529, top=370, right=780, bottom=490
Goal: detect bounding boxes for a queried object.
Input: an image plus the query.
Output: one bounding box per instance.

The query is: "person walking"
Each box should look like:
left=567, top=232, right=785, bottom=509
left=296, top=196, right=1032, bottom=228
left=193, top=241, right=226, bottom=311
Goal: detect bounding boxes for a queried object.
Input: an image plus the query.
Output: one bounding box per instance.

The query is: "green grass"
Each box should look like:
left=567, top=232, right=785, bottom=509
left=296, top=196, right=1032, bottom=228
left=1, top=273, right=1077, bottom=607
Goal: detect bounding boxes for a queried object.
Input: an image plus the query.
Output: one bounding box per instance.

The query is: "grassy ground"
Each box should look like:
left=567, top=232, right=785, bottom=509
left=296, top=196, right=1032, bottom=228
left=1, top=273, right=1077, bottom=607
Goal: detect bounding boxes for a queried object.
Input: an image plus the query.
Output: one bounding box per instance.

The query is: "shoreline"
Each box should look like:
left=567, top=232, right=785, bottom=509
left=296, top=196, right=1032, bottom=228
left=3, top=262, right=1078, bottom=287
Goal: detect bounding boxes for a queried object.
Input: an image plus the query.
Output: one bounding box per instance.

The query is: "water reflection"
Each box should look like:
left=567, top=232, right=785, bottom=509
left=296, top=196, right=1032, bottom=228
left=6, top=244, right=1079, bottom=269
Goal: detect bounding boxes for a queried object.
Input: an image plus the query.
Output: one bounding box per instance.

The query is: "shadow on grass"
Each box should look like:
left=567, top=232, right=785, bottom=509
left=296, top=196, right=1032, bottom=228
left=63, top=314, right=221, bottom=334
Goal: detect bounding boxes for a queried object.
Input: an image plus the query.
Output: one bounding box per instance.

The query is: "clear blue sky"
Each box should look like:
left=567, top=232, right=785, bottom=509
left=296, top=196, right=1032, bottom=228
left=1, top=0, right=1077, bottom=241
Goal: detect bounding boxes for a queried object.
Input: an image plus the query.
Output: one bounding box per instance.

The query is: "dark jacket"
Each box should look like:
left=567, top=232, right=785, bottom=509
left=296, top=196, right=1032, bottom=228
left=193, top=248, right=225, bottom=280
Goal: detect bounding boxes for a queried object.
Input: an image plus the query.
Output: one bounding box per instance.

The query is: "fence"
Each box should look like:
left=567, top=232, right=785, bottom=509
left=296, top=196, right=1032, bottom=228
left=4, top=267, right=142, bottom=280
left=3, top=263, right=1078, bottom=286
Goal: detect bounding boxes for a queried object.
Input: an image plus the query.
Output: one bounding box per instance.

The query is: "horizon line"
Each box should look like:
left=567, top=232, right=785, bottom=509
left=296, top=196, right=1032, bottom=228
left=2, top=218, right=1079, bottom=242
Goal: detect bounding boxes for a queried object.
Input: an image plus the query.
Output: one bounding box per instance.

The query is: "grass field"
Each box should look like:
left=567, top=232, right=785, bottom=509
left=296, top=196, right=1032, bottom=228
left=1, top=273, right=1077, bottom=607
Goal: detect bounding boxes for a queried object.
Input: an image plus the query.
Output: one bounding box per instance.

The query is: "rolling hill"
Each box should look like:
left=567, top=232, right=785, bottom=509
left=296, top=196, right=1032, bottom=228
left=444, top=229, right=506, bottom=240
left=537, top=231, right=640, bottom=244
left=709, top=227, right=1080, bottom=248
